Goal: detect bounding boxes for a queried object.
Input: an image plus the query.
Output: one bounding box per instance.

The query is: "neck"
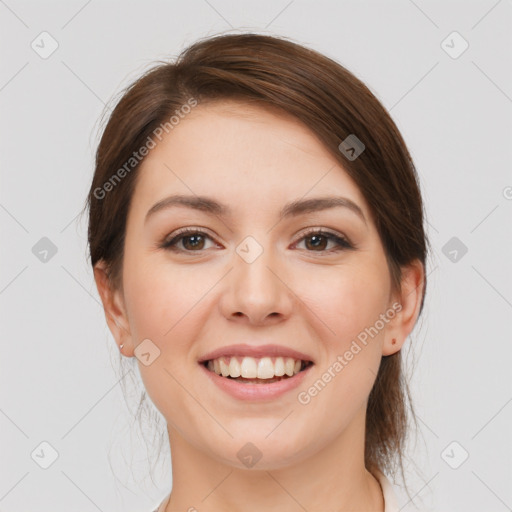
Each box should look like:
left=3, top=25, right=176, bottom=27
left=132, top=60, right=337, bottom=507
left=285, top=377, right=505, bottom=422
left=162, top=410, right=384, bottom=512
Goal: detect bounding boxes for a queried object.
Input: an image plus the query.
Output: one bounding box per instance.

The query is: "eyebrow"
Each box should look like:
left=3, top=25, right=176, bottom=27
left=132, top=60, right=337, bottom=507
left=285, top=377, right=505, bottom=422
left=145, top=194, right=367, bottom=225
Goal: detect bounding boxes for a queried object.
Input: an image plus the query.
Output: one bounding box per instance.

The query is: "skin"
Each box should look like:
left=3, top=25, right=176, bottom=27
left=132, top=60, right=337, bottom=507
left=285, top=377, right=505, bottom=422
left=94, top=100, right=424, bottom=511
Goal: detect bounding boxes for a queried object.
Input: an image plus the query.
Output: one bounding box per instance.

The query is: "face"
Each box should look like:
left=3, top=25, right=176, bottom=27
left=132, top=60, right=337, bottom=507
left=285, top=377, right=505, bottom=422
left=100, top=100, right=411, bottom=470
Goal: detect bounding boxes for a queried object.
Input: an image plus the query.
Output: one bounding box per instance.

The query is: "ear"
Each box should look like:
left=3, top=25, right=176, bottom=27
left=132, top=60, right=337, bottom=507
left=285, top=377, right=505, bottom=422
left=93, top=260, right=133, bottom=356
left=382, top=259, right=425, bottom=356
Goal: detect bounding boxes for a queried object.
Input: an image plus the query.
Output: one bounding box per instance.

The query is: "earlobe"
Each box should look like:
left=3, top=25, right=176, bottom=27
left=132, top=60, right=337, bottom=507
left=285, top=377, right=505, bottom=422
left=93, top=261, right=132, bottom=354
left=382, top=259, right=425, bottom=356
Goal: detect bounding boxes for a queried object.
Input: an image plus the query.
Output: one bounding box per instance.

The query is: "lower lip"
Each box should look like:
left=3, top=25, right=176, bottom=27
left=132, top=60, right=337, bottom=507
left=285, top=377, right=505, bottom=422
left=199, top=362, right=313, bottom=401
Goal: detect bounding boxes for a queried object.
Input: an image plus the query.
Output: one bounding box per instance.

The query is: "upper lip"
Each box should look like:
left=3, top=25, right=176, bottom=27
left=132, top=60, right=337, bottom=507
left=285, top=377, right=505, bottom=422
left=198, top=344, right=314, bottom=364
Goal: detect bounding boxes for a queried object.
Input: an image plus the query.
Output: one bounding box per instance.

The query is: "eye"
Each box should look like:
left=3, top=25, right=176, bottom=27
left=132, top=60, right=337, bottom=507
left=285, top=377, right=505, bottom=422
left=160, top=227, right=354, bottom=254
left=161, top=228, right=216, bottom=252
left=293, top=229, right=353, bottom=253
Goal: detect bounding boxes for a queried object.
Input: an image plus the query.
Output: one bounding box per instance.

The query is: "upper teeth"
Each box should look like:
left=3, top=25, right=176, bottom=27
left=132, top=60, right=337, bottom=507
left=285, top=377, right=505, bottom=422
left=206, top=356, right=304, bottom=379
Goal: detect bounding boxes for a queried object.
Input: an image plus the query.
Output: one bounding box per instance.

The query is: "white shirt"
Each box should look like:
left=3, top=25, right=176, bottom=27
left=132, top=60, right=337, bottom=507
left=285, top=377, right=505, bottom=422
left=153, top=469, right=399, bottom=511
left=373, top=468, right=400, bottom=511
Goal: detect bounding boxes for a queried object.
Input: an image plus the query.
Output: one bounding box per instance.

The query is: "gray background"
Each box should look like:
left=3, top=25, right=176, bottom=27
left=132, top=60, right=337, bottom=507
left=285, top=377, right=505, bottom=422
left=1, top=1, right=511, bottom=511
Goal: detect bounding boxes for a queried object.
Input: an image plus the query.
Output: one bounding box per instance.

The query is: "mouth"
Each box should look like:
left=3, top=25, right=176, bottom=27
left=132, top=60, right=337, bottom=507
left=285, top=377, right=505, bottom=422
left=201, top=356, right=314, bottom=385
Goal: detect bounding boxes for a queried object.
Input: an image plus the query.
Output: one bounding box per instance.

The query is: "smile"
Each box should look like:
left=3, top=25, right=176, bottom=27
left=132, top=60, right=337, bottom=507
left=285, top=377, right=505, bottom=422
left=197, top=343, right=315, bottom=400
left=203, top=356, right=314, bottom=384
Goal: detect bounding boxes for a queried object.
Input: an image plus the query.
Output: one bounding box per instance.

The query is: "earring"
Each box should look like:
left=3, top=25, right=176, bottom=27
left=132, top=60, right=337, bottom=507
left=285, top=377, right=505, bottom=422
left=120, top=344, right=124, bottom=350
left=391, top=338, right=396, bottom=345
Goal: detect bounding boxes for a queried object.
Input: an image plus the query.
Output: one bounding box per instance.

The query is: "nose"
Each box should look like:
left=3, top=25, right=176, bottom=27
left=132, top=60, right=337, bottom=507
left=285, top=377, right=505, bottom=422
left=219, top=240, right=294, bottom=326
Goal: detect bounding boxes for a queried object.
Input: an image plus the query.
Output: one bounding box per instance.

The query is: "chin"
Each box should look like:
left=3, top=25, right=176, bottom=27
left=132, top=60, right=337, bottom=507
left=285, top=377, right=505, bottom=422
left=204, top=431, right=310, bottom=471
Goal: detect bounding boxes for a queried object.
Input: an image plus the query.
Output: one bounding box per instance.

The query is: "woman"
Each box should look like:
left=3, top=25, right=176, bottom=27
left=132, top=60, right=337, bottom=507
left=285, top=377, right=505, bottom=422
left=86, top=32, right=427, bottom=511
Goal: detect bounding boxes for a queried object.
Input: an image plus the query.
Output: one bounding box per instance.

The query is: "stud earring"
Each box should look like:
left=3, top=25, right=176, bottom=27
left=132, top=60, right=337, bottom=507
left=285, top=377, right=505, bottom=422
left=120, top=344, right=124, bottom=350
left=391, top=338, right=396, bottom=345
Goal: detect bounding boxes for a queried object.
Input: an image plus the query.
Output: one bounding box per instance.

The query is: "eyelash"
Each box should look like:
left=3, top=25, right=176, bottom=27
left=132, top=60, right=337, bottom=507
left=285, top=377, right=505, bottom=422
left=160, top=227, right=354, bottom=255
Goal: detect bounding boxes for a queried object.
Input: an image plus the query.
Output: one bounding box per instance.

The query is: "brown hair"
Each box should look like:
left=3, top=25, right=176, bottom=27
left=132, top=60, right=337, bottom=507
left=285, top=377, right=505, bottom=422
left=84, top=32, right=428, bottom=493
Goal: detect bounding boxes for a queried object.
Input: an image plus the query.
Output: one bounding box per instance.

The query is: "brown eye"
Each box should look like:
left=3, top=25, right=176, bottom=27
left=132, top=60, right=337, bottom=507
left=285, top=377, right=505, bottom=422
left=162, top=229, right=215, bottom=252
left=161, top=228, right=353, bottom=255
left=181, top=234, right=206, bottom=250
left=304, top=234, right=329, bottom=251
left=295, top=230, right=353, bottom=253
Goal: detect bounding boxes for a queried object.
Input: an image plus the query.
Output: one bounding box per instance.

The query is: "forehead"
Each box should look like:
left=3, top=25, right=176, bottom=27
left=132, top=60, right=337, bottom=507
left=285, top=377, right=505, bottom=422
left=131, top=100, right=368, bottom=219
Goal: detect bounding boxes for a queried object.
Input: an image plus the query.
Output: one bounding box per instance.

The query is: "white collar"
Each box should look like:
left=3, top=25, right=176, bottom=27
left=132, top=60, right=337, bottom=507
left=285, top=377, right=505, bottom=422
left=373, top=468, right=400, bottom=512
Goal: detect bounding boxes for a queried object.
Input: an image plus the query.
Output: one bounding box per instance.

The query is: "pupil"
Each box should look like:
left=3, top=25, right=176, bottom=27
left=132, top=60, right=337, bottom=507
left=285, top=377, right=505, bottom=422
left=184, top=235, right=203, bottom=250
left=307, top=235, right=326, bottom=250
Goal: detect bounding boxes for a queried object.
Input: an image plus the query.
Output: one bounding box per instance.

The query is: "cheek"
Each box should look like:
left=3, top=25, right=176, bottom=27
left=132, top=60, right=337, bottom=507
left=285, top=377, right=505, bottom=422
left=122, top=258, right=211, bottom=419
left=122, top=256, right=209, bottom=347
left=294, top=262, right=390, bottom=428
left=298, top=260, right=391, bottom=345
